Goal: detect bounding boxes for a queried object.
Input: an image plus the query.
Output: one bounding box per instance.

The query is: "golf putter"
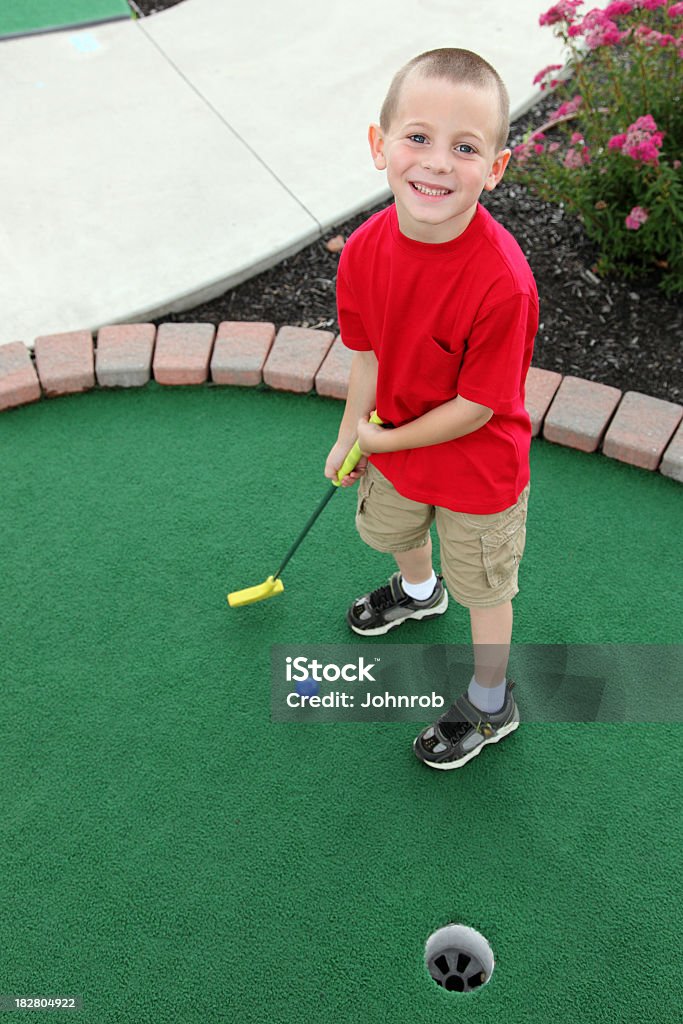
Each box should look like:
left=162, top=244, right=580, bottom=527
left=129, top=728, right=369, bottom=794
left=227, top=411, right=384, bottom=607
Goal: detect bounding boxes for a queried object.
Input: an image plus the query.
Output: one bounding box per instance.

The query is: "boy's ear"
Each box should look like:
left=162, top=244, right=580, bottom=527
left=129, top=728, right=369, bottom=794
left=484, top=148, right=511, bottom=192
left=368, top=123, right=387, bottom=170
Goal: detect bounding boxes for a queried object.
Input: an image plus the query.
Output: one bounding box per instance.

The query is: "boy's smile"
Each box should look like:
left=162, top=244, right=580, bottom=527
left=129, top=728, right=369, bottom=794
left=369, top=72, right=510, bottom=243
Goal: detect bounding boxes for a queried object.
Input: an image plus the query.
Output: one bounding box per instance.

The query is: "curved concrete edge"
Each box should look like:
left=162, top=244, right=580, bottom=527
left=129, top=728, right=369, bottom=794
left=0, top=0, right=568, bottom=345
left=0, top=324, right=681, bottom=484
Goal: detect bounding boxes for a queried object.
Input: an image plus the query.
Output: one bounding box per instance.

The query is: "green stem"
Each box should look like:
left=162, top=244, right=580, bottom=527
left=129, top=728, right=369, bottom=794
left=602, top=48, right=624, bottom=111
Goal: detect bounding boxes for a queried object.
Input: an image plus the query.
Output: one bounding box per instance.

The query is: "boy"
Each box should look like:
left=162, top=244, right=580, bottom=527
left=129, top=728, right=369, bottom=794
left=324, top=48, right=538, bottom=771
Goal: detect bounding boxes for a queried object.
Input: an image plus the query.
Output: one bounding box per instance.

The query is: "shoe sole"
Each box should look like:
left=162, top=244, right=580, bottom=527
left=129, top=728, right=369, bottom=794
left=348, top=590, right=449, bottom=637
left=413, top=711, right=520, bottom=770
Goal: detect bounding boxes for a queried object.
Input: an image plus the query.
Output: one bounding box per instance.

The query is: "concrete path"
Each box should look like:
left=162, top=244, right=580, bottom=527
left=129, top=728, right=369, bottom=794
left=0, top=0, right=565, bottom=347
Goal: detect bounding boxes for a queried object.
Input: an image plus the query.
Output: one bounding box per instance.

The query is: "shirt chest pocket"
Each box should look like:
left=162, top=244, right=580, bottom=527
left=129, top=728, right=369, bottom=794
left=415, top=335, right=466, bottom=398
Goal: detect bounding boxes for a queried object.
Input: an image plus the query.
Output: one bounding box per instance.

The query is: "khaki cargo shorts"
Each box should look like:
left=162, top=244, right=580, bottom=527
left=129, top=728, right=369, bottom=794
left=355, top=462, right=530, bottom=609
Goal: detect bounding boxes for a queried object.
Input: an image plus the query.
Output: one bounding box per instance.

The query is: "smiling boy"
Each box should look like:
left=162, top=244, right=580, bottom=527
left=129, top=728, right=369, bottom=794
left=325, top=48, right=538, bottom=770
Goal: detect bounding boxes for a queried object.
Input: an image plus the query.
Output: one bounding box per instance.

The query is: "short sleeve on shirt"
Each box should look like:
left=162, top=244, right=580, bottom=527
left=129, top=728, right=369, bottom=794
left=336, top=249, right=372, bottom=351
left=456, top=292, right=538, bottom=415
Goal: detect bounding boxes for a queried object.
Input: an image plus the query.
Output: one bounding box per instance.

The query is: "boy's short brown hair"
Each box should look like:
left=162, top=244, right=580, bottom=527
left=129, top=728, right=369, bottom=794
left=379, top=48, right=510, bottom=152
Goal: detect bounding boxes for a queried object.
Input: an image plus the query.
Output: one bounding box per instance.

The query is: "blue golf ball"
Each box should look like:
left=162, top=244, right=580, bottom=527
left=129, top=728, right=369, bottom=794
left=295, top=676, right=320, bottom=698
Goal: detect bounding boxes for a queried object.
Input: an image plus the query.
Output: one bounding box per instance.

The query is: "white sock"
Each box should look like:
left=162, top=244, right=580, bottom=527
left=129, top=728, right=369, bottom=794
left=468, top=675, right=507, bottom=715
left=401, top=570, right=437, bottom=601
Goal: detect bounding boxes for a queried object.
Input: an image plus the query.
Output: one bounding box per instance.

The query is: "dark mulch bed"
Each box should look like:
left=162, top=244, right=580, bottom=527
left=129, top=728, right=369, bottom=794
left=129, top=0, right=184, bottom=15
left=130, top=0, right=681, bottom=404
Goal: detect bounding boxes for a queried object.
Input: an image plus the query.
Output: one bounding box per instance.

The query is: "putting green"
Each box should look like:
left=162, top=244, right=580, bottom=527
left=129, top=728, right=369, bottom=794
left=0, top=0, right=132, bottom=39
left=1, top=384, right=681, bottom=1022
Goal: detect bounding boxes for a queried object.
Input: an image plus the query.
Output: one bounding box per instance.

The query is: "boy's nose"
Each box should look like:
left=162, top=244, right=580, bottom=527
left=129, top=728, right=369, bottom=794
left=422, top=150, right=453, bottom=173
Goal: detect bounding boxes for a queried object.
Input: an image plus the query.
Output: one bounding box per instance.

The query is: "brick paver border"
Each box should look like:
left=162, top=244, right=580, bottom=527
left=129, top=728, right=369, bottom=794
left=1, top=321, right=681, bottom=484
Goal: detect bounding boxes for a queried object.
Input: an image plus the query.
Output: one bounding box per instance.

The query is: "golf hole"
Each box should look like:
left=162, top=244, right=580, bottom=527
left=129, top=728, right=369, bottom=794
left=425, top=924, right=494, bottom=994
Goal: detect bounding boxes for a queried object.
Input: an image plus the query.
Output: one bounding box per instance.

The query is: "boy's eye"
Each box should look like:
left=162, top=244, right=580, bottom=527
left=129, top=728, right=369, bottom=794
left=407, top=135, right=476, bottom=154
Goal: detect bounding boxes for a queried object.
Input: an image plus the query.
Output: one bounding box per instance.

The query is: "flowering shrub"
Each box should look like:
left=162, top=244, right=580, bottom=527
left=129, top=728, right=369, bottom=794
left=507, top=0, right=683, bottom=294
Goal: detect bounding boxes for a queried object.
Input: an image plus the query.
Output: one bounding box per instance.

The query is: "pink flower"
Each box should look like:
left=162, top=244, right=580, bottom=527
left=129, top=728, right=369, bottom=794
left=667, top=2, right=683, bottom=17
left=630, top=114, right=658, bottom=133
left=539, top=0, right=583, bottom=26
left=609, top=114, right=665, bottom=164
left=603, top=0, right=634, bottom=14
left=534, top=143, right=545, bottom=154
left=565, top=144, right=591, bottom=166
left=570, top=131, right=584, bottom=143
left=549, top=142, right=561, bottom=152
left=674, top=160, right=682, bottom=169
left=625, top=206, right=649, bottom=230
left=631, top=139, right=663, bottom=161
left=513, top=141, right=535, bottom=164
left=533, top=63, right=563, bottom=87
left=574, top=9, right=628, bottom=47
left=640, top=0, right=666, bottom=8
left=550, top=94, right=583, bottom=119
left=634, top=24, right=677, bottom=45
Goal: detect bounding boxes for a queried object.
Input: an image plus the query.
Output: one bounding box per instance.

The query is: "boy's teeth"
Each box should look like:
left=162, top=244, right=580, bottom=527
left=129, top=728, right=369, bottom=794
left=412, top=183, right=450, bottom=196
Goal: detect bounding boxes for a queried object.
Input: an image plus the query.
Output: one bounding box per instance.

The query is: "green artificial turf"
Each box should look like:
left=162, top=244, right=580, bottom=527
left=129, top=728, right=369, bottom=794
left=0, top=0, right=131, bottom=39
left=1, top=384, right=681, bottom=1022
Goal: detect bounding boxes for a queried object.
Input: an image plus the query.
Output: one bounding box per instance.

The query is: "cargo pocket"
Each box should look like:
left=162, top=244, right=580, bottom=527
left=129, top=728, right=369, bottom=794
left=480, top=510, right=527, bottom=590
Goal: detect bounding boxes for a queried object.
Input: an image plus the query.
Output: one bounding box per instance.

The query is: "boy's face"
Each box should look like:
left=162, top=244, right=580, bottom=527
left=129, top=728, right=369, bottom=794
left=368, top=71, right=511, bottom=244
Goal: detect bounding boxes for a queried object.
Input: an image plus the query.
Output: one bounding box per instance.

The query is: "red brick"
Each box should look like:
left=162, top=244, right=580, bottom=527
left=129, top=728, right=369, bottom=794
left=263, top=326, right=335, bottom=393
left=543, top=375, right=621, bottom=453
left=602, top=391, right=682, bottom=471
left=315, top=335, right=353, bottom=400
left=96, top=324, right=156, bottom=387
left=153, top=323, right=216, bottom=385
left=525, top=366, right=562, bottom=437
left=33, top=330, right=95, bottom=398
left=660, top=420, right=683, bottom=483
left=210, top=321, right=275, bottom=386
left=0, top=342, right=42, bottom=412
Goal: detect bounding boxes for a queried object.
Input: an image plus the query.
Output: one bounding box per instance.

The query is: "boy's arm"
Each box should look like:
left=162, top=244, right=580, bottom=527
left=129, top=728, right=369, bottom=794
left=324, top=349, right=378, bottom=483
left=356, top=394, right=492, bottom=455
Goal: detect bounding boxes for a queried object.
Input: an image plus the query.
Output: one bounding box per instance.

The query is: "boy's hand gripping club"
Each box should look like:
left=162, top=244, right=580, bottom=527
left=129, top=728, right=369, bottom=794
left=227, top=411, right=383, bottom=607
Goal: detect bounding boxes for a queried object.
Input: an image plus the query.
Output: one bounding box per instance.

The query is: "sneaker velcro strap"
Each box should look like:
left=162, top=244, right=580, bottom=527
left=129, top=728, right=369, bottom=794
left=441, top=696, right=480, bottom=728
left=440, top=696, right=494, bottom=737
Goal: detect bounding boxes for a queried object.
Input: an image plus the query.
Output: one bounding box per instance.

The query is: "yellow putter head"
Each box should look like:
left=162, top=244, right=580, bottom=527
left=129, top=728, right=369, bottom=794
left=227, top=575, right=284, bottom=608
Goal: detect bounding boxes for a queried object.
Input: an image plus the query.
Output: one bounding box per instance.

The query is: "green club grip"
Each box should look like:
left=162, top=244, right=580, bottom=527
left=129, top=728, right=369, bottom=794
left=333, top=411, right=383, bottom=486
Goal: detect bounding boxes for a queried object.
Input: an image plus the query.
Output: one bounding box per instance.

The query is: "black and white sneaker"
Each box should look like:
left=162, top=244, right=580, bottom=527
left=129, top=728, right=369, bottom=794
left=413, top=680, right=520, bottom=770
left=347, top=571, right=448, bottom=636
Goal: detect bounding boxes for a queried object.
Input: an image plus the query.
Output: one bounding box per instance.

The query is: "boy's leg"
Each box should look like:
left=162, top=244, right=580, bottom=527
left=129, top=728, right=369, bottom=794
left=348, top=465, right=447, bottom=635
left=412, top=598, right=519, bottom=769
left=469, top=600, right=512, bottom=686
left=412, top=490, right=528, bottom=769
left=394, top=534, right=434, bottom=584
left=467, top=600, right=512, bottom=715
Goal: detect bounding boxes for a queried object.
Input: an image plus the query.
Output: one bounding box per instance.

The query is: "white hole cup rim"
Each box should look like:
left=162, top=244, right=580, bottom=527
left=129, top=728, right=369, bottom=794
left=425, top=924, right=495, bottom=979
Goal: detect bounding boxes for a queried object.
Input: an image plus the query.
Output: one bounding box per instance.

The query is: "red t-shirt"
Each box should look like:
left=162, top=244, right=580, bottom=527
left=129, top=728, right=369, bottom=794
left=336, top=202, right=539, bottom=513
